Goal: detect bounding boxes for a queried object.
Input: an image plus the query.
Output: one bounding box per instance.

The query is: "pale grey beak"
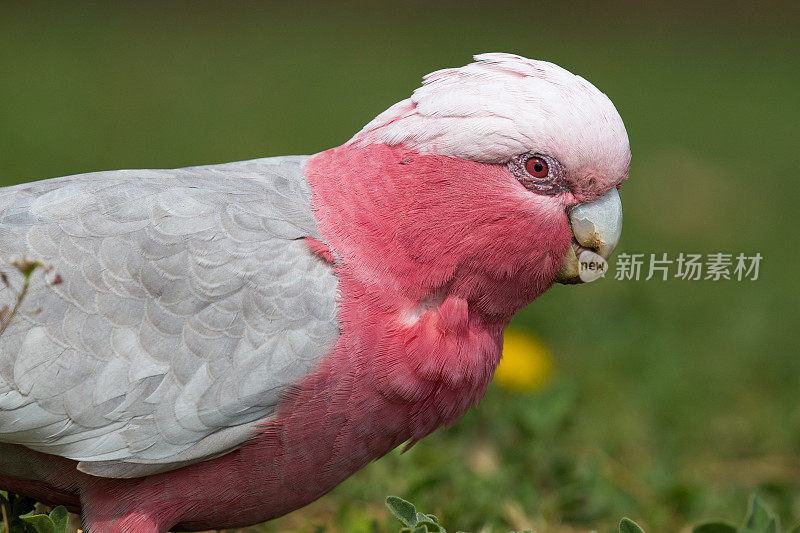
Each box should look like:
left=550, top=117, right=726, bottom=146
left=556, top=188, right=623, bottom=284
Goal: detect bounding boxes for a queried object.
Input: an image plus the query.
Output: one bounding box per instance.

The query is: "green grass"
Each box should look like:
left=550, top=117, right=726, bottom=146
left=1, top=2, right=798, bottom=531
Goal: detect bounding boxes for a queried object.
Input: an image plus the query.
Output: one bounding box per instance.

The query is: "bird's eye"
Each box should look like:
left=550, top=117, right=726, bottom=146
left=525, top=157, right=549, bottom=178
left=507, top=153, right=567, bottom=196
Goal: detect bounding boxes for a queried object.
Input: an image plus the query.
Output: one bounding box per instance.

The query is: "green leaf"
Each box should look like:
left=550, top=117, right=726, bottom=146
left=47, top=507, right=68, bottom=533
left=386, top=496, right=419, bottom=527
left=424, top=514, right=440, bottom=524
left=415, top=519, right=443, bottom=532
left=410, top=526, right=430, bottom=533
left=692, top=522, right=738, bottom=533
left=741, top=494, right=779, bottom=533
left=19, top=513, right=54, bottom=533
left=620, top=517, right=646, bottom=533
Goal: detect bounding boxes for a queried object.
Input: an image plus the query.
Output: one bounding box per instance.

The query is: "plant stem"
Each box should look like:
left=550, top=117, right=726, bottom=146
left=0, top=270, right=34, bottom=339
left=1, top=502, right=9, bottom=533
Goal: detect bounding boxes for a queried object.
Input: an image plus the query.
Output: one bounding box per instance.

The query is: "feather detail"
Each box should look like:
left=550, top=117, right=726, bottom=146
left=0, top=156, right=339, bottom=476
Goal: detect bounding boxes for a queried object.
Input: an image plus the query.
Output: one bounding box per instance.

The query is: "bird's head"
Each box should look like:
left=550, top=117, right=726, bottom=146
left=347, top=53, right=629, bottom=284
left=308, top=53, right=630, bottom=317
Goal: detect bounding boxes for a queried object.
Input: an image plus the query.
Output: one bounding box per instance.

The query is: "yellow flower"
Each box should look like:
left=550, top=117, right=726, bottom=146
left=494, top=329, right=554, bottom=392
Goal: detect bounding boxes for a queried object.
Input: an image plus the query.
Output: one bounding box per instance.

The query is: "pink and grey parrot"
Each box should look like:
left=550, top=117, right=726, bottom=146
left=0, top=53, right=629, bottom=531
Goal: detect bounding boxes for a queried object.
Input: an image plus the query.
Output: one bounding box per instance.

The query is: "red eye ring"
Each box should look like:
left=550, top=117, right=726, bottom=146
left=525, top=156, right=549, bottom=179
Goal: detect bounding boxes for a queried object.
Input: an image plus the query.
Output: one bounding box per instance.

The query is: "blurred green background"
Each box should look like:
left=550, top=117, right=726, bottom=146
left=1, top=2, right=798, bottom=531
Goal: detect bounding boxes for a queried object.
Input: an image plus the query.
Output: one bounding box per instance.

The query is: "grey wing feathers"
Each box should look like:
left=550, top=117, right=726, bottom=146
left=0, top=156, right=339, bottom=478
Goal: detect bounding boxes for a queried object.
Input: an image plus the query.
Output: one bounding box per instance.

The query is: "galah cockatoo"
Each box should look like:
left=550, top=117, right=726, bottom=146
left=0, top=53, right=629, bottom=531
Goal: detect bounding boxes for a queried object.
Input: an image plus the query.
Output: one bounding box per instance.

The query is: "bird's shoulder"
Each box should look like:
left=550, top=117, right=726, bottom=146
left=0, top=155, right=340, bottom=478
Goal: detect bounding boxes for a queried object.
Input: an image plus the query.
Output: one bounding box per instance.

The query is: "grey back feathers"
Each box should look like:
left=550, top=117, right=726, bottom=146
left=0, top=156, right=340, bottom=478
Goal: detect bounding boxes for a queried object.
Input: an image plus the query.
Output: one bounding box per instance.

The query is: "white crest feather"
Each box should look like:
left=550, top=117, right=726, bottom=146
left=349, top=53, right=630, bottom=182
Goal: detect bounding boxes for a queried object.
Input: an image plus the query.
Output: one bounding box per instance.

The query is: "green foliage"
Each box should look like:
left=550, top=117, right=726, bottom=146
left=1, top=491, right=793, bottom=533
left=386, top=497, right=446, bottom=533
left=386, top=493, right=798, bottom=533
left=19, top=507, right=69, bottom=533
left=0, top=493, right=68, bottom=533
left=740, top=495, right=780, bottom=533
left=692, top=494, right=786, bottom=533
left=619, top=517, right=646, bottom=533
left=694, top=524, right=739, bottom=533
left=0, top=491, right=37, bottom=533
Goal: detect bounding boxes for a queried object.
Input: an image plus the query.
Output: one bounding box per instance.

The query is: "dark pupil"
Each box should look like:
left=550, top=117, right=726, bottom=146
left=533, top=162, right=543, bottom=173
